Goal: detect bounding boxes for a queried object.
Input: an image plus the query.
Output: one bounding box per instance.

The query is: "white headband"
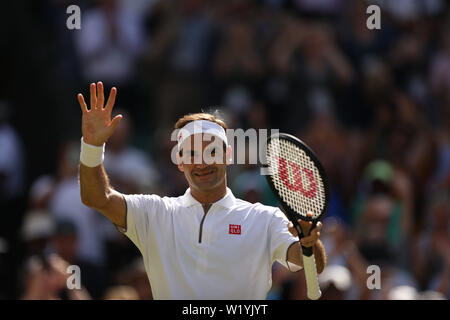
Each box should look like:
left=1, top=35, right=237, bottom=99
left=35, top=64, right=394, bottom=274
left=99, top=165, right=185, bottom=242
left=177, top=120, right=228, bottom=151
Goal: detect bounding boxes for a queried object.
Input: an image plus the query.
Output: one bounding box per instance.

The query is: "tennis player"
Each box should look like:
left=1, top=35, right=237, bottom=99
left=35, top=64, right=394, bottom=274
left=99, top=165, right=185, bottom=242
left=78, top=82, right=326, bottom=299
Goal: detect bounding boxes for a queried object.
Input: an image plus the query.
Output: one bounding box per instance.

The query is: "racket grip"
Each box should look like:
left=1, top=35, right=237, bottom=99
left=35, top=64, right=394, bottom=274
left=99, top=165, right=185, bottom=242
left=302, top=253, right=322, bottom=300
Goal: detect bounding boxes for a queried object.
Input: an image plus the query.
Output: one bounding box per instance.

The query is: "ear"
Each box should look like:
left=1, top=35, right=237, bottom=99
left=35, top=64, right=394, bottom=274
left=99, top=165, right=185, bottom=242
left=226, top=145, right=233, bottom=165
left=176, top=153, right=184, bottom=172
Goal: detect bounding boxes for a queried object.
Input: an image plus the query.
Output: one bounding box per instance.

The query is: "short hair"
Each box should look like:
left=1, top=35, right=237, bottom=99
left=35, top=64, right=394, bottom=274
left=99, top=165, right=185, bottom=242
left=174, top=112, right=227, bottom=130
left=175, top=112, right=228, bottom=157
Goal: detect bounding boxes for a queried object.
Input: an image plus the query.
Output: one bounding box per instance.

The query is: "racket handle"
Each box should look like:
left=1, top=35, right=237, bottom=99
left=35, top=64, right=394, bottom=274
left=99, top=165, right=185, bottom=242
left=302, top=254, right=322, bottom=300
left=293, top=224, right=322, bottom=300
left=303, top=255, right=322, bottom=300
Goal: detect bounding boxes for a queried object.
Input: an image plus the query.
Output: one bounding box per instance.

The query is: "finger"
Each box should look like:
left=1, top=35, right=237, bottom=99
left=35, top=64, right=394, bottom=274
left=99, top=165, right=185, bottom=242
left=301, top=229, right=320, bottom=241
left=298, top=218, right=312, bottom=226
left=300, top=240, right=315, bottom=248
left=315, top=222, right=323, bottom=232
left=300, top=233, right=317, bottom=243
left=97, top=81, right=104, bottom=108
left=90, top=83, right=97, bottom=109
left=298, top=219, right=312, bottom=234
left=300, top=235, right=319, bottom=246
left=77, top=94, right=88, bottom=113
left=105, top=87, right=117, bottom=111
left=288, top=222, right=298, bottom=237
left=108, top=114, right=123, bottom=134
left=308, top=224, right=322, bottom=236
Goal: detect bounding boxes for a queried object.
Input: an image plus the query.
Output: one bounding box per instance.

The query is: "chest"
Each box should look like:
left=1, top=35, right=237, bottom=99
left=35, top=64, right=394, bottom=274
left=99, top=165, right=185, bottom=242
left=171, top=206, right=266, bottom=258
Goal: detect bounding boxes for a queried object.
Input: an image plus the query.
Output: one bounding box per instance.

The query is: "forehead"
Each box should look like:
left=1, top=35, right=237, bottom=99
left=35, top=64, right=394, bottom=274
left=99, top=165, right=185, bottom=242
left=180, top=133, right=222, bottom=151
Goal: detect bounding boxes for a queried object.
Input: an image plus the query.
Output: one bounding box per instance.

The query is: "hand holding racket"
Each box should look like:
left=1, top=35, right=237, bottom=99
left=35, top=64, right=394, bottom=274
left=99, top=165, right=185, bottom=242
left=264, top=133, right=330, bottom=300
left=288, top=213, right=323, bottom=250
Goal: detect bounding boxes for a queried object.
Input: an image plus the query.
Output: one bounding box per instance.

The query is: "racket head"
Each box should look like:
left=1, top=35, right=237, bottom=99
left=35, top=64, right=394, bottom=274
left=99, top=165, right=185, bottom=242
left=264, top=132, right=330, bottom=224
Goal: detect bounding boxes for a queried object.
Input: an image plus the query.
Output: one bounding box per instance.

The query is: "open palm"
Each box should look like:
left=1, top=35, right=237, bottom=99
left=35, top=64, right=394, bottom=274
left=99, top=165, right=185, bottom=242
left=78, top=82, right=122, bottom=146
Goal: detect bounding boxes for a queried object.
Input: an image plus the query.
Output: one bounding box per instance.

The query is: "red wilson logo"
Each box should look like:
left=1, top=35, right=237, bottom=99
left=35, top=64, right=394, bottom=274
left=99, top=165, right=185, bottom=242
left=277, top=156, right=317, bottom=199
left=229, top=224, right=241, bottom=235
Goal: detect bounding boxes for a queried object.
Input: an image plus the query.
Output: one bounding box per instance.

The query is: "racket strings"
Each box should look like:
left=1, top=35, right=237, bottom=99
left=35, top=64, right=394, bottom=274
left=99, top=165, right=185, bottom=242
left=267, top=139, right=325, bottom=220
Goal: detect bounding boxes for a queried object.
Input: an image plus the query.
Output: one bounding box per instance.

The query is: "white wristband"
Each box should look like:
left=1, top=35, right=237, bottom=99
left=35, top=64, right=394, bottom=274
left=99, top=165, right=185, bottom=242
left=80, top=137, right=105, bottom=167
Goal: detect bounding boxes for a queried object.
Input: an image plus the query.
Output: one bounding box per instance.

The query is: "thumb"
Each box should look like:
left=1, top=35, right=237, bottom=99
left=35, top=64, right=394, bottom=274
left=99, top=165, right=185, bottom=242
left=108, top=114, right=123, bottom=133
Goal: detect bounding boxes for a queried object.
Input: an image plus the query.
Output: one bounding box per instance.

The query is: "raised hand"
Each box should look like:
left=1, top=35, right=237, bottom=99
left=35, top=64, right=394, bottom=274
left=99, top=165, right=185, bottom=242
left=78, top=82, right=122, bottom=146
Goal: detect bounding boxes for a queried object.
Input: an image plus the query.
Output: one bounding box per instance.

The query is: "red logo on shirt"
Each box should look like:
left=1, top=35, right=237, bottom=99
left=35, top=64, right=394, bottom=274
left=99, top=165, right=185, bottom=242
left=229, top=224, right=241, bottom=235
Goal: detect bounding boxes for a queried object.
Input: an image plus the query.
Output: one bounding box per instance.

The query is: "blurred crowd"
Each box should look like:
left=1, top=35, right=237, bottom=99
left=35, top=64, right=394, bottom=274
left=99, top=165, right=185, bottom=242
left=0, top=0, right=449, bottom=299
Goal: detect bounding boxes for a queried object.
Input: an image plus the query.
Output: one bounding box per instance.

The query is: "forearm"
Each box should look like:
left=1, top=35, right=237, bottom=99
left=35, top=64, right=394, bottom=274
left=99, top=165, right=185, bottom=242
left=312, top=240, right=326, bottom=274
left=79, top=163, right=112, bottom=209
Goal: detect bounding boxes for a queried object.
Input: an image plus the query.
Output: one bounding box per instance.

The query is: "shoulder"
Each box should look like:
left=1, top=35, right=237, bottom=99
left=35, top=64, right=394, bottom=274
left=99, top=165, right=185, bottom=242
left=124, top=193, right=180, bottom=212
left=233, top=198, right=283, bottom=219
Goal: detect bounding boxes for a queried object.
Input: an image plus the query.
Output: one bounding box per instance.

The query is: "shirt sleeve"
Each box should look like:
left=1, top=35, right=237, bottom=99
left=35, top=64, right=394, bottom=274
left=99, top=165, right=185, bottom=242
left=269, top=208, right=302, bottom=271
left=121, top=194, right=168, bottom=253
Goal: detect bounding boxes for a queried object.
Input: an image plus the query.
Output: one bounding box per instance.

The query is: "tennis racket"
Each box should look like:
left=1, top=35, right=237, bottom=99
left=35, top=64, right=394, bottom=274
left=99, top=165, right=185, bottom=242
left=264, top=132, right=330, bottom=300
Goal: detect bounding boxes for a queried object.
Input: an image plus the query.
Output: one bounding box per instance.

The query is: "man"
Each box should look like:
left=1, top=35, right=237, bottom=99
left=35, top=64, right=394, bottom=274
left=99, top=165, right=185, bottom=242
left=78, top=82, right=326, bottom=299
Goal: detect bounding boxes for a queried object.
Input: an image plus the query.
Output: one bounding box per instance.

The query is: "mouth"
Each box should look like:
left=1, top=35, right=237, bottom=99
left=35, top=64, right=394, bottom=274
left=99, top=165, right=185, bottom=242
left=193, top=169, right=215, bottom=177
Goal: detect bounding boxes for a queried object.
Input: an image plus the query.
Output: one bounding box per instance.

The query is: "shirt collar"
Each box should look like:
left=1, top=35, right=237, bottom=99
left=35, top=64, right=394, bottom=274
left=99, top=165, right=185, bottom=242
left=181, top=187, right=236, bottom=209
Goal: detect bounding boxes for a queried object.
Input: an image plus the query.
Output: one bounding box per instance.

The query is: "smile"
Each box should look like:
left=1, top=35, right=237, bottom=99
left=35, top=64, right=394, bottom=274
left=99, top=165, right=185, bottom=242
left=194, top=170, right=215, bottom=177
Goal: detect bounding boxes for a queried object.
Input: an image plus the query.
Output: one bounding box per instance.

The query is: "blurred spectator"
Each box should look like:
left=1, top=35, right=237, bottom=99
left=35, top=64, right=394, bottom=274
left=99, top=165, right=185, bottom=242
left=378, top=0, right=445, bottom=22
left=104, top=110, right=159, bottom=194
left=414, top=192, right=450, bottom=298
left=0, top=100, right=26, bottom=299
left=418, top=290, right=446, bottom=300
left=21, top=210, right=55, bottom=257
left=319, top=265, right=352, bottom=300
left=302, top=111, right=349, bottom=223
left=21, top=254, right=91, bottom=300
left=49, top=220, right=108, bottom=299
left=291, top=0, right=345, bottom=17
left=30, top=141, right=113, bottom=268
left=0, top=100, right=25, bottom=204
left=75, top=0, right=147, bottom=86
left=351, top=160, right=413, bottom=268
left=140, top=0, right=216, bottom=131
left=430, top=27, right=450, bottom=103
left=0, top=100, right=26, bottom=244
left=429, top=95, right=450, bottom=191
left=387, top=285, right=418, bottom=300
left=214, top=20, right=264, bottom=86
left=116, top=258, right=153, bottom=300
left=231, top=167, right=278, bottom=206
left=103, top=285, right=140, bottom=300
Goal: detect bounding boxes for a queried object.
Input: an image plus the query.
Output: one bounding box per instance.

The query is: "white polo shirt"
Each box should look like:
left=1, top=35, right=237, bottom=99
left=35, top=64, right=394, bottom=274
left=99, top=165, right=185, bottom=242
left=123, top=187, right=299, bottom=299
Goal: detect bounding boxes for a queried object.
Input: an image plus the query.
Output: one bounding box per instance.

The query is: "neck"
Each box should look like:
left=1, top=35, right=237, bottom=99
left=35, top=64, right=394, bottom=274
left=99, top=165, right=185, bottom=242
left=190, top=183, right=227, bottom=205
